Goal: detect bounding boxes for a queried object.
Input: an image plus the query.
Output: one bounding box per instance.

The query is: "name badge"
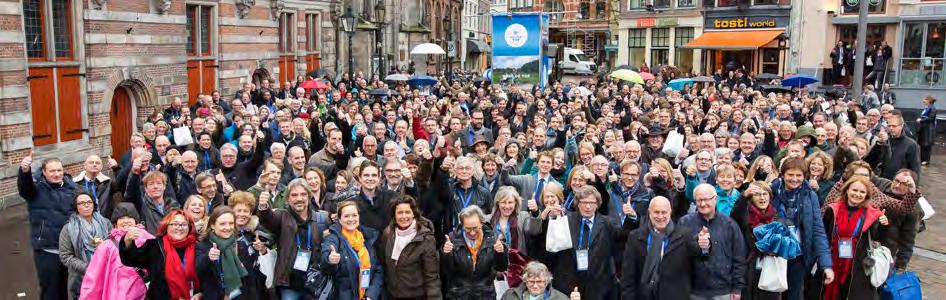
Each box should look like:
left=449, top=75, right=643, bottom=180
left=360, top=269, right=371, bottom=289
left=576, top=249, right=589, bottom=271
left=293, top=250, right=311, bottom=271
left=755, top=257, right=763, bottom=270
left=838, top=238, right=854, bottom=259
left=788, top=225, right=800, bottom=242
left=228, top=288, right=242, bottom=299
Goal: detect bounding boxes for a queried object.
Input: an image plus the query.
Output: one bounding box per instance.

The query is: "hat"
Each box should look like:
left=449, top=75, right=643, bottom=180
left=645, top=124, right=671, bottom=137
left=472, top=135, right=490, bottom=148
left=111, top=202, right=140, bottom=224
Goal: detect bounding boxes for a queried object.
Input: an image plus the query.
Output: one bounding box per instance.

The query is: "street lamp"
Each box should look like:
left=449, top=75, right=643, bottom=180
left=374, top=0, right=386, bottom=79
left=341, top=7, right=356, bottom=83
left=445, top=11, right=452, bottom=83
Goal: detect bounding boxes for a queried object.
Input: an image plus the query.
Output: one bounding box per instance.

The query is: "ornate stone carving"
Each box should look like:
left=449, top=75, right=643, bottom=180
left=235, top=0, right=255, bottom=19
left=156, top=0, right=172, bottom=14
left=270, top=0, right=285, bottom=21
left=90, top=0, right=106, bottom=10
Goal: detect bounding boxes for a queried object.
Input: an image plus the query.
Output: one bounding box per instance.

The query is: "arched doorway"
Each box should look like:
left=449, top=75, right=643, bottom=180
left=110, top=86, right=134, bottom=156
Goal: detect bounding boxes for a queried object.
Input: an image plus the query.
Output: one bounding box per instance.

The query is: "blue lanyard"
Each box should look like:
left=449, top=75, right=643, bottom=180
left=346, top=241, right=368, bottom=267
left=84, top=180, right=98, bottom=205
left=521, top=290, right=550, bottom=300
left=456, top=187, right=474, bottom=209
left=577, top=219, right=592, bottom=249
left=295, top=223, right=312, bottom=251
left=836, top=210, right=866, bottom=240
left=206, top=198, right=214, bottom=215
left=495, top=218, right=511, bottom=246
left=216, top=259, right=226, bottom=291
left=563, top=193, right=574, bottom=211
left=203, top=152, right=211, bottom=170
left=612, top=183, right=640, bottom=218
left=646, top=232, right=669, bottom=256
left=468, top=128, right=475, bottom=145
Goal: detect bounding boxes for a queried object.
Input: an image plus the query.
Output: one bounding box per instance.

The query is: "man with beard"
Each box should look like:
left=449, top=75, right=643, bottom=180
left=622, top=196, right=701, bottom=299
left=381, top=159, right=417, bottom=198
left=458, top=110, right=493, bottom=153
left=217, top=135, right=264, bottom=191
left=308, top=125, right=350, bottom=179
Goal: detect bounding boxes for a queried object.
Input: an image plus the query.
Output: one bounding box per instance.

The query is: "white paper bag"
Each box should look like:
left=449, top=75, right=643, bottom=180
left=172, top=126, right=194, bottom=146
left=545, top=216, right=573, bottom=253
left=662, top=130, right=685, bottom=158
left=258, top=249, right=277, bottom=288
left=758, top=256, right=788, bottom=292
left=919, top=196, right=935, bottom=220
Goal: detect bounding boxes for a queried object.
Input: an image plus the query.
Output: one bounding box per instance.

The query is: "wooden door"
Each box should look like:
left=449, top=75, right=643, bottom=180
left=187, top=60, right=201, bottom=105
left=110, top=87, right=133, bottom=156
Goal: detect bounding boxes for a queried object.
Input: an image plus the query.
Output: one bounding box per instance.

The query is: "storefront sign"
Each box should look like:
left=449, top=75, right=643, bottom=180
left=705, top=16, right=787, bottom=29
left=633, top=18, right=678, bottom=28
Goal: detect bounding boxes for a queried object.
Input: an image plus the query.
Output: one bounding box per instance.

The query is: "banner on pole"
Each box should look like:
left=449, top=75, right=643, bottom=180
left=491, top=13, right=548, bottom=90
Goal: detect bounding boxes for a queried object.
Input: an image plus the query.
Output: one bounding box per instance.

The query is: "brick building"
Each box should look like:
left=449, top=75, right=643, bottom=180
left=0, top=0, right=335, bottom=202
left=508, top=0, right=613, bottom=67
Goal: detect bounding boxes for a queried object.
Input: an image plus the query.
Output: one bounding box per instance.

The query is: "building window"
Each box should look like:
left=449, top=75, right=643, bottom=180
left=278, top=12, right=297, bottom=85
left=761, top=48, right=780, bottom=74
left=754, top=0, right=780, bottom=5
left=511, top=0, right=533, bottom=10
left=24, top=0, right=83, bottom=146
left=305, top=13, right=321, bottom=74
left=628, top=0, right=645, bottom=9
left=653, top=0, right=670, bottom=8
left=186, top=4, right=216, bottom=105
left=899, top=22, right=946, bottom=87
left=651, top=28, right=670, bottom=67
left=842, top=0, right=885, bottom=14
left=674, top=27, right=694, bottom=73
left=628, top=28, right=646, bottom=67
left=677, top=0, right=695, bottom=8
left=595, top=1, right=606, bottom=19
left=837, top=25, right=886, bottom=47
left=579, top=0, right=590, bottom=19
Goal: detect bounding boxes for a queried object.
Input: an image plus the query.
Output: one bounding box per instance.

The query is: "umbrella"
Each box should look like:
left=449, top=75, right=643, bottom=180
left=569, top=86, right=593, bottom=97
left=407, top=75, right=438, bottom=86
left=610, top=69, right=644, bottom=84
left=668, top=78, right=694, bottom=91
left=756, top=73, right=781, bottom=80
left=691, top=76, right=716, bottom=83
left=410, top=43, right=446, bottom=55
left=299, top=80, right=329, bottom=90
left=761, top=85, right=792, bottom=93
left=614, top=65, right=637, bottom=71
left=370, top=88, right=389, bottom=96
left=307, top=68, right=332, bottom=79
left=385, top=74, right=409, bottom=81
left=640, top=72, right=655, bottom=81
left=781, top=74, right=818, bottom=87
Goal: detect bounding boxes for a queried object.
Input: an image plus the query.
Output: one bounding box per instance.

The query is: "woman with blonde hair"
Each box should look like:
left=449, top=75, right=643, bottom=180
left=806, top=151, right=836, bottom=204
left=644, top=158, right=688, bottom=221
left=747, top=155, right=777, bottom=184
left=182, top=195, right=209, bottom=236
left=821, top=176, right=888, bottom=299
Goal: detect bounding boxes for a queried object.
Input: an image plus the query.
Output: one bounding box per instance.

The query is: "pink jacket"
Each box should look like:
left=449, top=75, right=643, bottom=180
left=79, top=226, right=154, bottom=300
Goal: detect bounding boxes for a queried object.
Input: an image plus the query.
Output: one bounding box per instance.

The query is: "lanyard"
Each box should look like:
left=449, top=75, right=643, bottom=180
left=84, top=180, right=98, bottom=205
left=346, top=242, right=368, bottom=267
left=206, top=198, right=214, bottom=215
left=612, top=183, right=640, bottom=219
left=456, top=187, right=474, bottom=209
left=563, top=193, right=574, bottom=211
left=577, top=219, right=592, bottom=249
left=295, top=223, right=312, bottom=251
left=835, top=209, right=866, bottom=240
left=468, top=128, right=475, bottom=145
left=495, top=218, right=511, bottom=246
left=462, top=231, right=479, bottom=250
left=646, top=232, right=669, bottom=257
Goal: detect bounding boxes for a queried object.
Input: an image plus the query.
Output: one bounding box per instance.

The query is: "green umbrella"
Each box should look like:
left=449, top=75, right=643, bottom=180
left=610, top=69, right=644, bottom=84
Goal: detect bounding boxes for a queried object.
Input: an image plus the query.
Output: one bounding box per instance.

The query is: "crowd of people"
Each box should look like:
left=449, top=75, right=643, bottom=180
left=17, top=66, right=938, bottom=300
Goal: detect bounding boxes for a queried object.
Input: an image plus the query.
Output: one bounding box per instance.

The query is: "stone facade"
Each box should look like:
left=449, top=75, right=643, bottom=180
left=0, top=0, right=335, bottom=202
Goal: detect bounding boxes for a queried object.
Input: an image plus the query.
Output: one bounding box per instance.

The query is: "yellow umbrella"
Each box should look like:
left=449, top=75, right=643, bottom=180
left=610, top=69, right=644, bottom=84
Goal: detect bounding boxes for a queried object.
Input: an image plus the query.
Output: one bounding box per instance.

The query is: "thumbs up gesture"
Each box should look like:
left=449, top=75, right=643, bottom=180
left=258, top=190, right=271, bottom=210
left=442, top=235, right=455, bottom=254
left=570, top=287, right=581, bottom=300
left=493, top=234, right=505, bottom=253
left=20, top=151, right=33, bottom=172
left=623, top=201, right=636, bottom=218
left=328, top=245, right=341, bottom=265
left=527, top=198, right=539, bottom=212
left=252, top=233, right=267, bottom=254
left=698, top=226, right=711, bottom=250
left=879, top=209, right=889, bottom=226
left=608, top=170, right=619, bottom=183
left=208, top=243, right=220, bottom=261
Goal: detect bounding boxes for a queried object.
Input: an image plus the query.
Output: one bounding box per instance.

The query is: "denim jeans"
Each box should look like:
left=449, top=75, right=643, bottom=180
left=279, top=287, right=306, bottom=300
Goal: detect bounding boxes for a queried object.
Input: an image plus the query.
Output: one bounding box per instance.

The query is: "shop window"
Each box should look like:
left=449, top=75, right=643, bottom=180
left=674, top=27, right=694, bottom=73
left=628, top=29, right=646, bottom=67
left=186, top=4, right=216, bottom=105
left=899, top=22, right=946, bottom=87
left=651, top=28, right=670, bottom=67
left=628, top=0, right=644, bottom=10
left=842, top=0, right=885, bottom=14
left=754, top=0, right=781, bottom=5
left=653, top=0, right=670, bottom=8
left=838, top=24, right=885, bottom=46
left=24, top=0, right=84, bottom=146
left=278, top=12, right=297, bottom=84
left=761, top=48, right=780, bottom=74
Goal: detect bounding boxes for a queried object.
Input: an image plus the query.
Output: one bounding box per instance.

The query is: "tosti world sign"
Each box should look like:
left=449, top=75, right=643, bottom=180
left=705, top=16, right=788, bottom=29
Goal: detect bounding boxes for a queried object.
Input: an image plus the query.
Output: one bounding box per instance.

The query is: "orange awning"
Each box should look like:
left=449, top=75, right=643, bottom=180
left=684, top=30, right=783, bottom=50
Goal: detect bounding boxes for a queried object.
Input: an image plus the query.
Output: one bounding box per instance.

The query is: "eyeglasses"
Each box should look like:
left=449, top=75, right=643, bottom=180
left=168, top=223, right=189, bottom=228
left=697, top=157, right=713, bottom=162
left=77, top=201, right=95, bottom=206
left=695, top=196, right=717, bottom=203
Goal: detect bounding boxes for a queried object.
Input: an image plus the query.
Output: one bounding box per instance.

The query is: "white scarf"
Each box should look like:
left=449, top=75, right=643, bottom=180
left=392, top=220, right=417, bottom=261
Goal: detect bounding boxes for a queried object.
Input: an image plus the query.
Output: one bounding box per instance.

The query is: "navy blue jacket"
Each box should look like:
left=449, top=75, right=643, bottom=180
left=770, top=179, right=833, bottom=270
left=320, top=224, right=383, bottom=300
left=18, top=169, right=77, bottom=250
left=679, top=212, right=747, bottom=296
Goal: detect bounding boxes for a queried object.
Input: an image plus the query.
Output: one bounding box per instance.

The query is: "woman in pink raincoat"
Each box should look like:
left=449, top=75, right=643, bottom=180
left=79, top=203, right=154, bottom=300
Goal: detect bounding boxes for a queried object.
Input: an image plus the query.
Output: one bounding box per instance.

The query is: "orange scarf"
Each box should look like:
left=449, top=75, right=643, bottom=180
left=465, top=233, right=483, bottom=269
left=341, top=228, right=370, bottom=299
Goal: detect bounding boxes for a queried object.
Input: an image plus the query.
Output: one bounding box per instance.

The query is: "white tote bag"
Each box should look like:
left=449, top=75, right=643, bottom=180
left=172, top=126, right=194, bottom=146
left=758, top=256, right=788, bottom=292
left=918, top=196, right=935, bottom=220
left=865, top=232, right=894, bottom=287
left=257, top=248, right=277, bottom=288
left=545, top=216, right=573, bottom=253
left=662, top=130, right=685, bottom=158
left=493, top=275, right=510, bottom=300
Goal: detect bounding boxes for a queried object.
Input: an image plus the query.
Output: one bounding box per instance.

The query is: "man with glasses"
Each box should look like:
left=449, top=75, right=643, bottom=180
left=685, top=150, right=717, bottom=205
left=679, top=184, right=745, bottom=300
left=433, top=156, right=492, bottom=236
left=247, top=159, right=287, bottom=209
left=218, top=136, right=264, bottom=191
left=866, top=111, right=921, bottom=179
left=382, top=159, right=417, bottom=198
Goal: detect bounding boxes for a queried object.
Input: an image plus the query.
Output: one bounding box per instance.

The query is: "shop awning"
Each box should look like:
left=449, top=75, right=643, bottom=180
left=684, top=30, right=783, bottom=50
left=466, top=39, right=490, bottom=53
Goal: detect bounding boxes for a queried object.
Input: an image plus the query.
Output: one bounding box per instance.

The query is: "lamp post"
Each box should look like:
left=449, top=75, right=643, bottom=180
left=374, top=0, right=386, bottom=80
left=445, top=11, right=452, bottom=83
left=341, top=7, right=356, bottom=83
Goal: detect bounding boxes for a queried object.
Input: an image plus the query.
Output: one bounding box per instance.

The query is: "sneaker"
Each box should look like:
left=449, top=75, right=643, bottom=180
left=921, top=161, right=930, bottom=166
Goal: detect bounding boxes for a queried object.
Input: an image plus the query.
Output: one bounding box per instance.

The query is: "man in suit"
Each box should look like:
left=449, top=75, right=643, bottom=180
left=549, top=186, right=632, bottom=300
left=500, top=150, right=559, bottom=211
left=830, top=41, right=848, bottom=85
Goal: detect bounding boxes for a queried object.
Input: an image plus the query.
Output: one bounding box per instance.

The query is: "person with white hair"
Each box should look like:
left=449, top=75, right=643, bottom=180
left=442, top=205, right=508, bottom=300
left=501, top=261, right=579, bottom=300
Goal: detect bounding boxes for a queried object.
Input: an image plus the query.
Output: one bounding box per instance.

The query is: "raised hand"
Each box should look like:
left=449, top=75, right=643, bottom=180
left=442, top=235, right=454, bottom=254
left=328, top=245, right=341, bottom=264
left=208, top=243, right=220, bottom=261
left=623, top=201, right=636, bottom=219
left=493, top=234, right=505, bottom=253
left=879, top=209, right=889, bottom=226
left=698, top=226, right=711, bottom=250
left=20, top=150, right=33, bottom=172
left=258, top=190, right=271, bottom=210
left=527, top=198, right=539, bottom=212
left=123, top=226, right=141, bottom=246
left=570, top=287, right=581, bottom=300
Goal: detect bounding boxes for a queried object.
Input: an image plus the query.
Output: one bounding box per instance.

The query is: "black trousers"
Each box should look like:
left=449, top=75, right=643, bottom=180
left=921, top=143, right=933, bottom=163
left=34, top=249, right=67, bottom=300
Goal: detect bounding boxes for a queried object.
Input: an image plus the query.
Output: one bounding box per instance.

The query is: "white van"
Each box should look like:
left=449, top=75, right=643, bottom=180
left=559, top=47, right=596, bottom=75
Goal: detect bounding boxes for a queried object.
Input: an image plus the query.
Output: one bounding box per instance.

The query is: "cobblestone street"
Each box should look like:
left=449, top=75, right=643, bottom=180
left=906, top=137, right=946, bottom=299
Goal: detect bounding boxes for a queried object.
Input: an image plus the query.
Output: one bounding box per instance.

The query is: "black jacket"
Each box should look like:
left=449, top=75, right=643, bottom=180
left=119, top=237, right=201, bottom=299
left=621, top=224, right=701, bottom=300
left=549, top=213, right=631, bottom=300
left=194, top=240, right=260, bottom=300
left=678, top=212, right=747, bottom=296
left=865, top=135, right=921, bottom=180
left=18, top=170, right=76, bottom=250
left=340, top=189, right=399, bottom=232
left=442, top=224, right=508, bottom=300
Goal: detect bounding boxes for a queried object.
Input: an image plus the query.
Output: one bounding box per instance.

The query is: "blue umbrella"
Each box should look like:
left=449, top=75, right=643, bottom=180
left=483, top=69, right=493, bottom=81
left=407, top=75, right=438, bottom=87
left=781, top=74, right=818, bottom=87
left=668, top=78, right=694, bottom=91
left=753, top=221, right=801, bottom=259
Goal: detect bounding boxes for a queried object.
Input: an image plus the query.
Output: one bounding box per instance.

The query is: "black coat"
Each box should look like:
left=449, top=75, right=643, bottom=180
left=548, top=213, right=631, bottom=300
left=339, top=189, right=399, bottom=232
left=119, top=237, right=201, bottom=300
left=195, top=240, right=261, bottom=300
left=865, top=135, right=921, bottom=180
left=442, top=224, right=508, bottom=300
left=917, top=105, right=937, bottom=147
left=621, top=225, right=701, bottom=300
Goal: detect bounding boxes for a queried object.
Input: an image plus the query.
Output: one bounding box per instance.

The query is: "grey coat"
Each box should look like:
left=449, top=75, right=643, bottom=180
left=500, top=169, right=560, bottom=210
left=486, top=210, right=543, bottom=257
left=59, top=213, right=112, bottom=299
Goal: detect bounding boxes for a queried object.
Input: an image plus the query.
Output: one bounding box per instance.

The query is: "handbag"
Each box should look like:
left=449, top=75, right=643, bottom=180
left=545, top=216, right=573, bottom=253
left=303, top=213, right=335, bottom=300
left=172, top=126, right=193, bottom=146
left=881, top=272, right=922, bottom=300
left=863, top=231, right=894, bottom=287
left=757, top=256, right=788, bottom=292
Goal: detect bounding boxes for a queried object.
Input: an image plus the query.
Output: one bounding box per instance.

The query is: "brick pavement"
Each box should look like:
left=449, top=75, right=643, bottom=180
left=909, top=140, right=946, bottom=299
